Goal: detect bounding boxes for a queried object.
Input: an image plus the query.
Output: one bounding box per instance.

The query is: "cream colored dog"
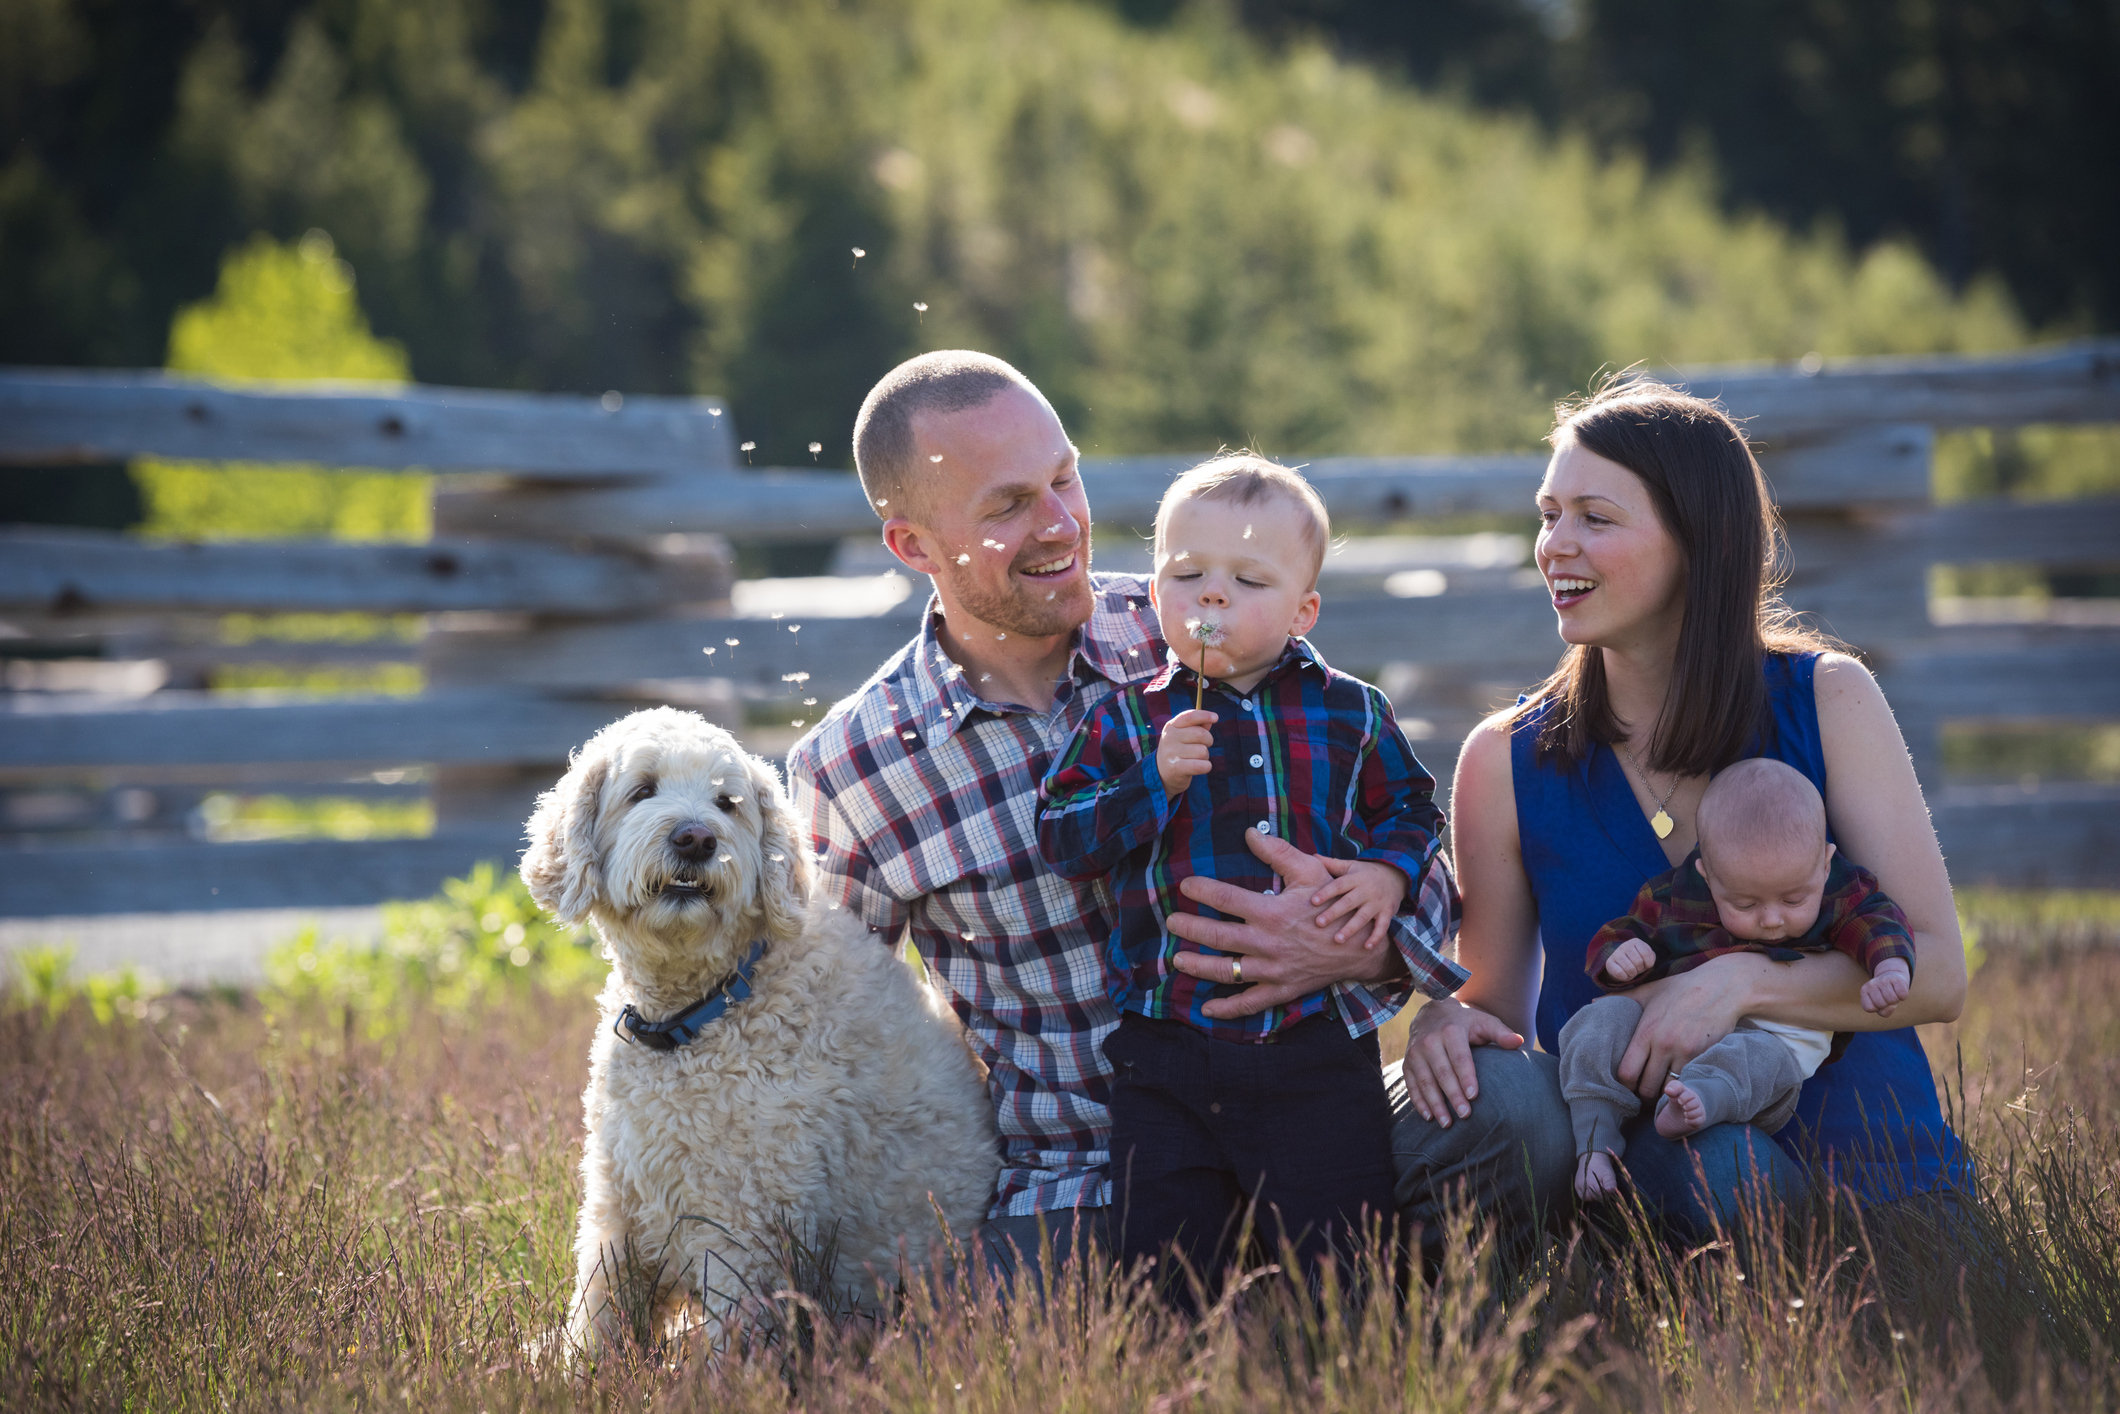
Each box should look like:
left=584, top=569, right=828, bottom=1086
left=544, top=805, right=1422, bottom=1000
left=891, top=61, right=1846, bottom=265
left=521, top=707, right=999, bottom=1355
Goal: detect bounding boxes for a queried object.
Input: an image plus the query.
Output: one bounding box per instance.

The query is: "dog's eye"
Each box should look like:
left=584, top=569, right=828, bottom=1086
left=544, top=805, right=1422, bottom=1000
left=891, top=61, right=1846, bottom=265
left=716, top=793, right=742, bottom=812
left=629, top=780, right=658, bottom=804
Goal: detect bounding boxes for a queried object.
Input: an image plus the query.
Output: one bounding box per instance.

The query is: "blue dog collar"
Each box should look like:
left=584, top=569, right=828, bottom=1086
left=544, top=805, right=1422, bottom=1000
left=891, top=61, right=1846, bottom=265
left=613, top=940, right=768, bottom=1051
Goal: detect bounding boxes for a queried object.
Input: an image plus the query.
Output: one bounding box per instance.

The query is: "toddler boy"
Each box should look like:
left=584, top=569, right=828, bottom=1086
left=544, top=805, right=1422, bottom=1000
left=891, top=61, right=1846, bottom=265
left=1561, top=757, right=1915, bottom=1201
left=1036, top=454, right=1461, bottom=1297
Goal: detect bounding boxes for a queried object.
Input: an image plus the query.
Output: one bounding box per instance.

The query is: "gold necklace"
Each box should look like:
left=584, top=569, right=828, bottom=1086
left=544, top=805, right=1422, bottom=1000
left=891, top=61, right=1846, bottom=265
left=1616, top=740, right=1681, bottom=840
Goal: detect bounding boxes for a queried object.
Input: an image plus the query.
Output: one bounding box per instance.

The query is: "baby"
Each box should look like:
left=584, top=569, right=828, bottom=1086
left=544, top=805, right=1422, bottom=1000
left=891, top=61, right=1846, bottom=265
left=1036, top=453, right=1461, bottom=1298
left=1561, top=757, right=1915, bottom=1202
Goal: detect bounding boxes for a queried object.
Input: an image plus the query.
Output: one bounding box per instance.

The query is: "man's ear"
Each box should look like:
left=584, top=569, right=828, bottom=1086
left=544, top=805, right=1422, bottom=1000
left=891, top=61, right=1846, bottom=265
left=521, top=743, right=610, bottom=925
left=883, top=518, right=945, bottom=577
left=749, top=756, right=816, bottom=944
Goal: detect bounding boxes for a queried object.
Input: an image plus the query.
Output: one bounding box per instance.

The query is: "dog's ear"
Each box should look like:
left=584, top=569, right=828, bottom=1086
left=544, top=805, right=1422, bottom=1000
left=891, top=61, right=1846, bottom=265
left=522, top=744, right=611, bottom=925
left=749, top=756, right=816, bottom=944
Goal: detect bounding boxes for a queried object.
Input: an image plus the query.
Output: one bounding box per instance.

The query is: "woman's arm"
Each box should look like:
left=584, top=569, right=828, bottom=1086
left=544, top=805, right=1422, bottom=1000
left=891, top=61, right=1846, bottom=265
left=1399, top=713, right=1546, bottom=1125
left=1613, top=653, right=1968, bottom=1097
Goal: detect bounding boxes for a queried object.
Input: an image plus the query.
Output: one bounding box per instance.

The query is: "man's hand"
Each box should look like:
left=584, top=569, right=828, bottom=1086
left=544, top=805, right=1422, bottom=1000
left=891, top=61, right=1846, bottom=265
left=1602, top=938, right=1657, bottom=983
left=1305, top=858, right=1408, bottom=949
left=1167, top=829, right=1396, bottom=1016
left=1155, top=708, right=1217, bottom=800
left=1861, top=957, right=1911, bottom=1017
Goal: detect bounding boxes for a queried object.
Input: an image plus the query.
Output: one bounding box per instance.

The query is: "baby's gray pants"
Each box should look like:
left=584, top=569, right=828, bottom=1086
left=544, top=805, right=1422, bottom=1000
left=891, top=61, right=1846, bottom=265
left=1557, top=996, right=1807, bottom=1161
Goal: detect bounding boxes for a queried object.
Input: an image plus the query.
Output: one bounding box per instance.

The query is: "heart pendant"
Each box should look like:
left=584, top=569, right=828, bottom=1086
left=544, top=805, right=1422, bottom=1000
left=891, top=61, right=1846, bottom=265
left=1651, top=809, right=1675, bottom=840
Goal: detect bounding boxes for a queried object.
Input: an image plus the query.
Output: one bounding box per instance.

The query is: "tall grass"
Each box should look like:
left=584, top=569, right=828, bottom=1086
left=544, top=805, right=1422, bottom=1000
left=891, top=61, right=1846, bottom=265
left=5, top=931, right=2119, bottom=1410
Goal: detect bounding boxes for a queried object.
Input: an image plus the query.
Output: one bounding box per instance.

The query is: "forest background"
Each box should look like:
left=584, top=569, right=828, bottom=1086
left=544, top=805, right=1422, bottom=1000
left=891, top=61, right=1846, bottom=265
left=3, top=0, right=2115, bottom=544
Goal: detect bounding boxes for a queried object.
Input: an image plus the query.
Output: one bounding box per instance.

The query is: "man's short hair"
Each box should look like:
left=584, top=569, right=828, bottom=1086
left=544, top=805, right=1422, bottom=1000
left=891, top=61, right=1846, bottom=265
left=1154, top=453, right=1331, bottom=587
left=1696, top=757, right=1828, bottom=864
left=853, top=350, right=1041, bottom=520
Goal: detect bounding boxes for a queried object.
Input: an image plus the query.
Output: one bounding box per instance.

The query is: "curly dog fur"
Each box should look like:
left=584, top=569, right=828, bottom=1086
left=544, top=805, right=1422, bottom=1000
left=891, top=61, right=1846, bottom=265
left=522, top=707, right=999, bottom=1355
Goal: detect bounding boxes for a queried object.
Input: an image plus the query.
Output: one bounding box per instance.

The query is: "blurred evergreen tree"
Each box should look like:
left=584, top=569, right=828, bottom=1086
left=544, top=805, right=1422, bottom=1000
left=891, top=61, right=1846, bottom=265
left=0, top=0, right=2049, bottom=504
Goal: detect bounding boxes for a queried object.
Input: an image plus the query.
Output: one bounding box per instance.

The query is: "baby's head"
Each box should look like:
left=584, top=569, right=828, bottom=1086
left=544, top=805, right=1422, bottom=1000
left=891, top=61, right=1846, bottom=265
left=1693, top=758, right=1836, bottom=942
left=1152, top=454, right=1329, bottom=686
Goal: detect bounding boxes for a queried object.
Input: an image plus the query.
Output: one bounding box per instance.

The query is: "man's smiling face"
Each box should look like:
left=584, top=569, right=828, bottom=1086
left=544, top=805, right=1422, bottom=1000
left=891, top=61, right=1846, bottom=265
left=896, top=384, right=1095, bottom=640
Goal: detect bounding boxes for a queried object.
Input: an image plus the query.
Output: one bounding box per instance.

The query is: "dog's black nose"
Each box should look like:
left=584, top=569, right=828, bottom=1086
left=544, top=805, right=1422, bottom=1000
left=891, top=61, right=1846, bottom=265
left=668, top=822, right=718, bottom=862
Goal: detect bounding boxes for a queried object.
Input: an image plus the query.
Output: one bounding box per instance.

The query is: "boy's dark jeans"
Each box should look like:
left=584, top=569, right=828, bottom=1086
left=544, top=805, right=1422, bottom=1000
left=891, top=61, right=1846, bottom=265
left=1103, top=1010, right=1399, bottom=1306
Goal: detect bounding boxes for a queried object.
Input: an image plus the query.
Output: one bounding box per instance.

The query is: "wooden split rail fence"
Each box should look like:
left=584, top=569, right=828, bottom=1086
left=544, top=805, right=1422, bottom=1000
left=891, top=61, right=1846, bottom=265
left=3, top=340, right=2117, bottom=916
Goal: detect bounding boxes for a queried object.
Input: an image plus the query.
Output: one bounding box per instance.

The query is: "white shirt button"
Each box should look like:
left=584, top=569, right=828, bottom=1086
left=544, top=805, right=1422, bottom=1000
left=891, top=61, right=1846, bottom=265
left=1240, top=699, right=1255, bottom=712
left=1250, top=754, right=1264, bottom=768
left=1256, top=821, right=1272, bottom=835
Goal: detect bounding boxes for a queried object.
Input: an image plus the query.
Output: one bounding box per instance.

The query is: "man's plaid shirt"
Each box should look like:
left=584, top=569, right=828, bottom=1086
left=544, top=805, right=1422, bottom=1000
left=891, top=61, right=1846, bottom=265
left=1037, top=637, right=1463, bottom=1042
left=1586, top=848, right=1917, bottom=991
left=785, top=574, right=1458, bottom=1218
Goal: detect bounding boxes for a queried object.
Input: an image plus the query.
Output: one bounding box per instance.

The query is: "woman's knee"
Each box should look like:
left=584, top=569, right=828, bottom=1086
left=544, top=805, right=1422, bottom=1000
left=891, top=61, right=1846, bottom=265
left=1388, top=1047, right=1572, bottom=1225
left=1623, top=1120, right=1806, bottom=1238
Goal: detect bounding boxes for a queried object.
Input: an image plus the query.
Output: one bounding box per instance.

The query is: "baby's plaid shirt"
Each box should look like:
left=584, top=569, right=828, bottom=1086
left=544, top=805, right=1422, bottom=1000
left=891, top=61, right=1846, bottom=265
left=1586, top=848, right=1917, bottom=990
left=1037, top=636, right=1465, bottom=1042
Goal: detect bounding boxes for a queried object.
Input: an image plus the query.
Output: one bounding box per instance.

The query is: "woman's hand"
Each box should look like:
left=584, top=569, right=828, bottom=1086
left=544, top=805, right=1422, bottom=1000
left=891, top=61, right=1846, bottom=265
left=1614, top=954, right=1768, bottom=1100
left=1399, top=996, right=1525, bottom=1126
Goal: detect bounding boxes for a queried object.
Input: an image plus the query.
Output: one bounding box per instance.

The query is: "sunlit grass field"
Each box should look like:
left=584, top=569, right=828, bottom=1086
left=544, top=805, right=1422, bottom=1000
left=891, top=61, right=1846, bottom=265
left=5, top=887, right=2118, bottom=1411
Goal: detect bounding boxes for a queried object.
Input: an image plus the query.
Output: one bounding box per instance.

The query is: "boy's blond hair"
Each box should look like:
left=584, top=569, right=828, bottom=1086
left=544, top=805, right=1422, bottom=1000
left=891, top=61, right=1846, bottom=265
left=1153, top=453, right=1331, bottom=587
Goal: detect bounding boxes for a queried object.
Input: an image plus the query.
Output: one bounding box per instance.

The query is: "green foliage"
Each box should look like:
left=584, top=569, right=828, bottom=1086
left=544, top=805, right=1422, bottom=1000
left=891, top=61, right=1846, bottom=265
left=5, top=944, right=164, bottom=1024
left=263, top=862, right=605, bottom=1030
left=15, top=0, right=2037, bottom=484
left=134, top=230, right=429, bottom=542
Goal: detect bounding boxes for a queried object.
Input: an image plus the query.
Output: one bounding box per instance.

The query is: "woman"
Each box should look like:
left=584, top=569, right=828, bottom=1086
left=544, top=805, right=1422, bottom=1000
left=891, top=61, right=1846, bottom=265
left=1396, top=378, right=1968, bottom=1237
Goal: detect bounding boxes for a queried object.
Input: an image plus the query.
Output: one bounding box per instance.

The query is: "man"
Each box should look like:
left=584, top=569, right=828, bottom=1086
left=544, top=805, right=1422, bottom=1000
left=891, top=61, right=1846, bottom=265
left=784, top=350, right=1564, bottom=1281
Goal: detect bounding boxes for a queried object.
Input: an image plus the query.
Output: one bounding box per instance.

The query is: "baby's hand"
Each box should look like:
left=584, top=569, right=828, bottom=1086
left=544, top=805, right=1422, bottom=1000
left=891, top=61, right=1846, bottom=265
left=1155, top=709, right=1217, bottom=800
left=1306, top=859, right=1409, bottom=949
left=1603, top=937, right=1657, bottom=983
left=1861, top=957, right=1912, bottom=1016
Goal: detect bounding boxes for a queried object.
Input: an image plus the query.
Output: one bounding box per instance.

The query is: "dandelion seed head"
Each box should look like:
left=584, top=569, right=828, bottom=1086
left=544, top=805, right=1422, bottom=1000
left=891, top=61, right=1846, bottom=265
left=1185, top=617, right=1227, bottom=647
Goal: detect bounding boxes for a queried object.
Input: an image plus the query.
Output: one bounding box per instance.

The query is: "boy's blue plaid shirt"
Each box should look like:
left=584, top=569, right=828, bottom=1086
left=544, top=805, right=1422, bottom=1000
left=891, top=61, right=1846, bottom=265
left=1037, top=637, right=1466, bottom=1041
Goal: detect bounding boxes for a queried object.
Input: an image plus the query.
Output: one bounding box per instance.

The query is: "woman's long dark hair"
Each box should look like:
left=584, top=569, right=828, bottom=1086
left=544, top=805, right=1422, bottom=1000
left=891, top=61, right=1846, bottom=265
left=1521, top=375, right=1837, bottom=777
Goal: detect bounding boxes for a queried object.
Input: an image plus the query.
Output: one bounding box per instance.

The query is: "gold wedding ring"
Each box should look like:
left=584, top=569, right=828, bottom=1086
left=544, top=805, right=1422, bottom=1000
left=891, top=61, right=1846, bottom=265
left=1231, top=957, right=1244, bottom=985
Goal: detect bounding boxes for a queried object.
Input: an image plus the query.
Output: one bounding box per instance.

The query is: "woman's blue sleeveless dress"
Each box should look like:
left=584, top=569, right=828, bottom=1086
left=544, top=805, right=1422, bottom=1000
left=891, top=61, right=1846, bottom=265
left=1513, top=652, right=1964, bottom=1202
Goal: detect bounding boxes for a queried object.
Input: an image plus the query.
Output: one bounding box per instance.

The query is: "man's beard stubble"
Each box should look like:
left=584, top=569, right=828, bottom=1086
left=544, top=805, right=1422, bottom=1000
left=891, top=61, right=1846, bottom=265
left=942, top=530, right=1096, bottom=640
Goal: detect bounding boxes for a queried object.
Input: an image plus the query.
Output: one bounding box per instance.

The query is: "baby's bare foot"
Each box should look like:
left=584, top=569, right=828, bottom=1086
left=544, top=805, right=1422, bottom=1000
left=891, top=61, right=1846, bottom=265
left=1575, top=1150, right=1622, bottom=1202
left=1654, top=1078, right=1708, bottom=1139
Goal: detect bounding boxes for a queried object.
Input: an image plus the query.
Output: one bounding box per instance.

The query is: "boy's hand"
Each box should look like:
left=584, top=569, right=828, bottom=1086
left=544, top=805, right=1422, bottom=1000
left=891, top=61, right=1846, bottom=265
left=1603, top=938, right=1657, bottom=983
left=1304, top=858, right=1408, bottom=949
left=1861, top=957, right=1912, bottom=1016
left=1155, top=709, right=1217, bottom=800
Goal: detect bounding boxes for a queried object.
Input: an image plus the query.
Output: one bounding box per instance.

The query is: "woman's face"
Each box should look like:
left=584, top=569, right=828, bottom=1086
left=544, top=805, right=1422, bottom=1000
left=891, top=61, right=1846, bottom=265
left=1535, top=436, right=1686, bottom=656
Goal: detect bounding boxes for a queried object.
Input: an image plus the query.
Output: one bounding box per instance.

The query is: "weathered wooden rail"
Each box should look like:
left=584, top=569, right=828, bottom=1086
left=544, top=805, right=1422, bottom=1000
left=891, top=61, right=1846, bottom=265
left=3, top=339, right=2116, bottom=915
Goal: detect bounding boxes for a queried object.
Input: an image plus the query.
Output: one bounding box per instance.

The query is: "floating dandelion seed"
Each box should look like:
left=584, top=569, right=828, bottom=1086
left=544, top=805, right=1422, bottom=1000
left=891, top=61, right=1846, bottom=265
left=726, top=638, right=740, bottom=646
left=956, top=553, right=971, bottom=565
left=788, top=624, right=801, bottom=633
left=982, top=539, right=1005, bottom=550
left=808, top=442, right=822, bottom=459
left=709, top=408, right=723, bottom=417
left=1186, top=617, right=1226, bottom=710
left=1042, top=523, right=1062, bottom=535
left=1046, top=591, right=1056, bottom=600
left=1244, top=523, right=1253, bottom=538
left=851, top=247, right=866, bottom=267
left=791, top=719, right=805, bottom=727
left=876, top=498, right=889, bottom=507
left=740, top=441, right=756, bottom=463
left=962, top=930, right=974, bottom=940
left=980, top=673, right=991, bottom=682
left=914, top=301, right=928, bottom=321
left=995, top=633, right=1007, bottom=640
left=702, top=646, right=716, bottom=656
left=1655, top=1317, right=1670, bottom=1330
left=803, top=697, right=817, bottom=706
left=929, top=453, right=944, bottom=462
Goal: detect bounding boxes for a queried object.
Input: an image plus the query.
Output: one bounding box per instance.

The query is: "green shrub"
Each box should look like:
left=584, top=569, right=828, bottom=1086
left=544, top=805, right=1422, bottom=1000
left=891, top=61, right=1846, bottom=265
left=264, top=862, right=604, bottom=1031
